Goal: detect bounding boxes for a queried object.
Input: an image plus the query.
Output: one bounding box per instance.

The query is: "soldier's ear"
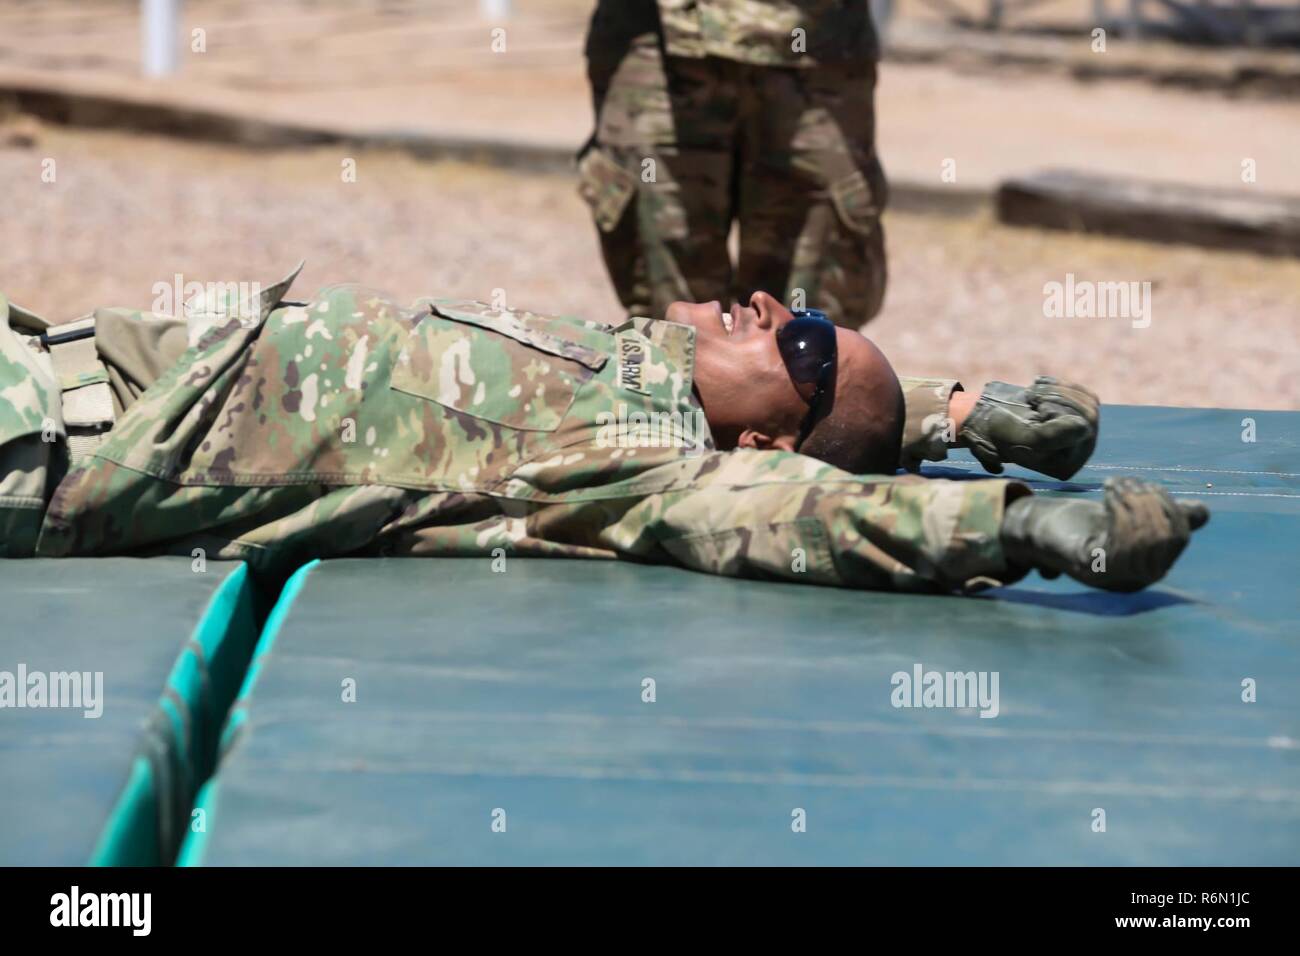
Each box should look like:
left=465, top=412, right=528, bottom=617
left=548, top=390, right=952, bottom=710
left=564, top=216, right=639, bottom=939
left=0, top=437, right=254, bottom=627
left=738, top=429, right=797, bottom=453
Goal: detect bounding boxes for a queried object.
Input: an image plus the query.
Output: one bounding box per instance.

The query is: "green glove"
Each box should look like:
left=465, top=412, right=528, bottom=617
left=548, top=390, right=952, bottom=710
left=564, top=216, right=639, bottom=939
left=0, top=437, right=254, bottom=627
left=1001, top=477, right=1209, bottom=592
left=960, top=376, right=1100, bottom=480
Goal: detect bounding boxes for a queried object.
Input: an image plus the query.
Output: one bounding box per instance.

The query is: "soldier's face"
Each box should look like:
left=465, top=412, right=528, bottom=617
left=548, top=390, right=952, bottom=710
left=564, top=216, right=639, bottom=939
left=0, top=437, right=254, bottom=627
left=664, top=292, right=813, bottom=452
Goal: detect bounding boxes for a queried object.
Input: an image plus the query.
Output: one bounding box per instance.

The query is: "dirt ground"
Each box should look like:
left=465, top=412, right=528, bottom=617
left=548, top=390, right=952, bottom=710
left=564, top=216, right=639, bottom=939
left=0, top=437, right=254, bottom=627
left=3, top=0, right=1299, bottom=191
left=3, top=123, right=1298, bottom=409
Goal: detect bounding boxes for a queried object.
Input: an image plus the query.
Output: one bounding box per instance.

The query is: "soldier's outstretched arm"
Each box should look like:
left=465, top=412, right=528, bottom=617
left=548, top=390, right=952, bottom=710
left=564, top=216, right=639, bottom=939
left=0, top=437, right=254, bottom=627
left=899, top=375, right=1099, bottom=481
left=579, top=449, right=1026, bottom=593
left=559, top=451, right=1205, bottom=594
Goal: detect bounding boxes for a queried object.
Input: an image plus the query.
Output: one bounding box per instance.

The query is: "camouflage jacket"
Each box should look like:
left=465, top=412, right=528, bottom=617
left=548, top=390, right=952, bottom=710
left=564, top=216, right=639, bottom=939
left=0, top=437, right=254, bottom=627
left=588, top=0, right=879, bottom=69
left=1, top=278, right=1016, bottom=593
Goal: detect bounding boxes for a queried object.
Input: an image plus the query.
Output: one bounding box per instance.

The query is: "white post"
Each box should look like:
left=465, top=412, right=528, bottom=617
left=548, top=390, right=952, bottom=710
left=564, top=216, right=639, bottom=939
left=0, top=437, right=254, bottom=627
left=142, top=0, right=180, bottom=77
left=479, top=0, right=512, bottom=19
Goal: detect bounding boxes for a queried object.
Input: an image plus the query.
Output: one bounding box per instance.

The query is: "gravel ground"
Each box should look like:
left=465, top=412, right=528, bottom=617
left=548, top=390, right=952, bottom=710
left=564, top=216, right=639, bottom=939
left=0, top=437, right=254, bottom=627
left=4, top=123, right=1298, bottom=409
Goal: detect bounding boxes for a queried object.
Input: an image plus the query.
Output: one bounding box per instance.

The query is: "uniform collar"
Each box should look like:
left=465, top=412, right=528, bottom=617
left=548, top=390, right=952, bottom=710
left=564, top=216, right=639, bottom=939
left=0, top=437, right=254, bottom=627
left=608, top=317, right=696, bottom=385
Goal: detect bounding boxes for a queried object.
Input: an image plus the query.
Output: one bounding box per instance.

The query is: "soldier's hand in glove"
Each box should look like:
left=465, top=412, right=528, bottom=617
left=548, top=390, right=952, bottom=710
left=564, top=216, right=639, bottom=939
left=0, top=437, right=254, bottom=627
left=1000, top=477, right=1209, bottom=592
left=959, top=376, right=1100, bottom=480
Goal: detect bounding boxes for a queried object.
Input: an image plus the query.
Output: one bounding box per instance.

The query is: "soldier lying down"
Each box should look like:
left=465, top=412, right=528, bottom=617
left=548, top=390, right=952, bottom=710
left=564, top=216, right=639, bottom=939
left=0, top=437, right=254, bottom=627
left=1, top=271, right=1206, bottom=593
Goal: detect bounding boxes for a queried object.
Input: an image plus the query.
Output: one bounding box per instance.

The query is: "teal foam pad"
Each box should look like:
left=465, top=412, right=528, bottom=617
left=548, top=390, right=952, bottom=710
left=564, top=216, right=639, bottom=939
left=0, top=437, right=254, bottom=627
left=187, top=405, right=1299, bottom=865
left=0, top=558, right=257, bottom=865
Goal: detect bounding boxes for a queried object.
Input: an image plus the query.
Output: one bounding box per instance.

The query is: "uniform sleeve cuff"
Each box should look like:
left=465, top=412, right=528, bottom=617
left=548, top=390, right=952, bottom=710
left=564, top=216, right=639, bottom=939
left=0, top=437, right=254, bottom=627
left=899, top=377, right=962, bottom=472
left=951, top=479, right=1031, bottom=592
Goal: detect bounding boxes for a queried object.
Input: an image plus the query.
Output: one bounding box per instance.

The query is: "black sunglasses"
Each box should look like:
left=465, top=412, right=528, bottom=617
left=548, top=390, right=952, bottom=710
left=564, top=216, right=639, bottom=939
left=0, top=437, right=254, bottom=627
left=775, top=308, right=837, bottom=450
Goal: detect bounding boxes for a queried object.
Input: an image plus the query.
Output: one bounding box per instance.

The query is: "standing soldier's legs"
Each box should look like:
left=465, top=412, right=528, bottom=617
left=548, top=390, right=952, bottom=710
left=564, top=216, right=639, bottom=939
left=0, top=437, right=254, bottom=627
left=581, top=30, right=738, bottom=319
left=736, top=62, right=888, bottom=328
left=641, top=139, right=735, bottom=321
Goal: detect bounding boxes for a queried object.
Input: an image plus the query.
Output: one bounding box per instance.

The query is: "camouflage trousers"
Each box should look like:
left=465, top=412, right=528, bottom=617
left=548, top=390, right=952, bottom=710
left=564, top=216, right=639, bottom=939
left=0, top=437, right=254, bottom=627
left=579, top=31, right=888, bottom=327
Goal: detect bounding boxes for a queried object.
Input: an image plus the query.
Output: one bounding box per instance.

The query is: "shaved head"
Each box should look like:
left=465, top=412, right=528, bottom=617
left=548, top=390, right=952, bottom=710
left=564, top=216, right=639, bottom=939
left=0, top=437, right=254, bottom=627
left=799, top=330, right=904, bottom=475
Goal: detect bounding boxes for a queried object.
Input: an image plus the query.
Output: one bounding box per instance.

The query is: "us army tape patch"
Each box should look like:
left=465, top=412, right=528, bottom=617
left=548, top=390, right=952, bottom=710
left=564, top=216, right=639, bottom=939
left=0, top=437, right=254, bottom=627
left=615, top=330, right=650, bottom=395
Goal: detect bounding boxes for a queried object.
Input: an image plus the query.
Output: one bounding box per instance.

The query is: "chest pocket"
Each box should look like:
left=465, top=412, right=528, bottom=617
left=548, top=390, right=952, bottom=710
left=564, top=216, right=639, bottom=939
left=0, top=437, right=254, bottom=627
left=390, top=302, right=609, bottom=432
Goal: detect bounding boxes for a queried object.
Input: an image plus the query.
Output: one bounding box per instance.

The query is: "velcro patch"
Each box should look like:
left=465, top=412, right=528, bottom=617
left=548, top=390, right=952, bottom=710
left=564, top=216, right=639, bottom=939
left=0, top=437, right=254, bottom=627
left=615, top=330, right=650, bottom=395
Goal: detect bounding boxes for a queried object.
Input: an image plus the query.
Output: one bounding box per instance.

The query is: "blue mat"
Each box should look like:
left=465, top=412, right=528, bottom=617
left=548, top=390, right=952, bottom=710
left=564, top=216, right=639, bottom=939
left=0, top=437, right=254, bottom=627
left=181, top=405, right=1300, bottom=865
left=0, top=558, right=258, bottom=865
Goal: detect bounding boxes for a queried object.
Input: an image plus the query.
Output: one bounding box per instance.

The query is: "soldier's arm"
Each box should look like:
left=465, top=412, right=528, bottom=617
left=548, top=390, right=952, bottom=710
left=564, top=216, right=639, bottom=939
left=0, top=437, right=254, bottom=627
left=898, top=375, right=1100, bottom=481
left=515, top=452, right=1204, bottom=594
left=576, top=449, right=1030, bottom=593
left=898, top=376, right=962, bottom=472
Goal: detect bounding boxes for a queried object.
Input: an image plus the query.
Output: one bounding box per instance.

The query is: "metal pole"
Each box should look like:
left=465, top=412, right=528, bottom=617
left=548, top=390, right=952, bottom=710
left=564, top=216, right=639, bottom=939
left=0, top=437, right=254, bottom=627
left=142, top=0, right=180, bottom=77
left=1092, top=0, right=1108, bottom=30
left=479, top=0, right=512, bottom=19
left=1127, top=0, right=1145, bottom=39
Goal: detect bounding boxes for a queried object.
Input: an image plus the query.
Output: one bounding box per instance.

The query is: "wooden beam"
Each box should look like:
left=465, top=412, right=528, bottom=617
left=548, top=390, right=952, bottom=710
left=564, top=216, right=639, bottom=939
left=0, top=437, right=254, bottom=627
left=998, top=169, right=1300, bottom=257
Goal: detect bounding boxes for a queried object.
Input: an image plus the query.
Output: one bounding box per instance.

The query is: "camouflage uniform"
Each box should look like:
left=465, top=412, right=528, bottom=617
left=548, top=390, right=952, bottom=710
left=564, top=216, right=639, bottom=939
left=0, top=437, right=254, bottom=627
left=0, top=272, right=1015, bottom=593
left=579, top=0, right=886, bottom=326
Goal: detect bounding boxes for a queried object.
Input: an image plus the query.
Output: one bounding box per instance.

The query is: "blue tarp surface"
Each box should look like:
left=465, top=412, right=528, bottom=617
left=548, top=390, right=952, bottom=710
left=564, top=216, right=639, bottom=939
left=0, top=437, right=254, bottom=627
left=184, top=405, right=1300, bottom=865
left=0, top=558, right=254, bottom=865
